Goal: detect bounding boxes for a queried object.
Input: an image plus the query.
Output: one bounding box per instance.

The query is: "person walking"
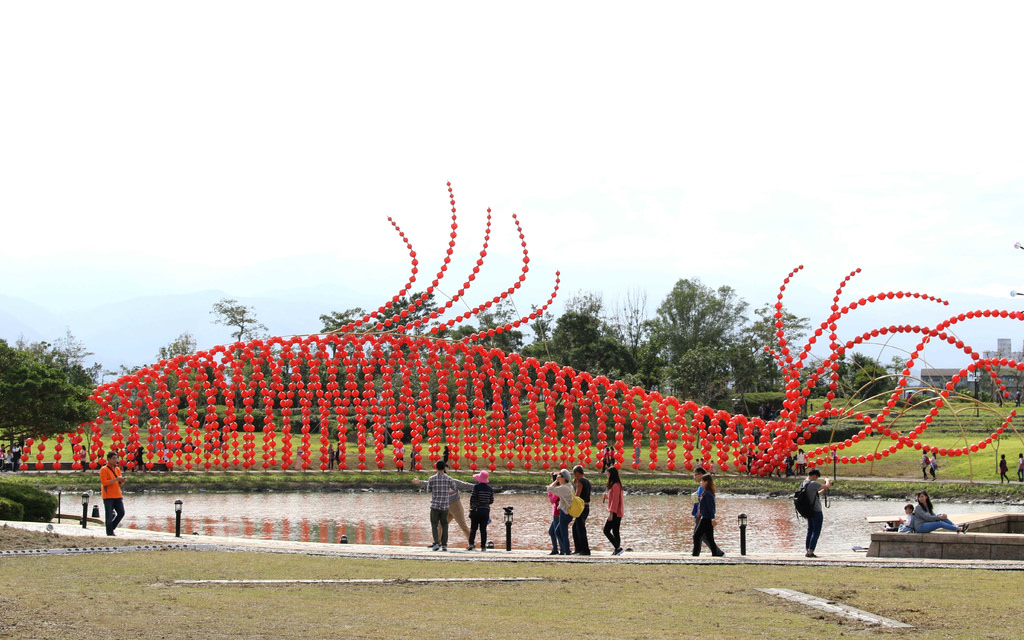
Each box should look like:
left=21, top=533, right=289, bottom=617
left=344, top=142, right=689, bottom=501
left=571, top=465, right=592, bottom=555
left=412, top=460, right=459, bottom=551
left=801, top=469, right=831, bottom=558
left=920, top=452, right=930, bottom=480
left=466, top=470, right=494, bottom=551
left=1000, top=454, right=1010, bottom=483
left=546, top=469, right=574, bottom=556
left=602, top=467, right=624, bottom=556
left=691, top=473, right=725, bottom=557
left=100, top=451, right=126, bottom=536
left=691, top=466, right=711, bottom=552
left=929, top=454, right=938, bottom=480
left=1017, top=453, right=1023, bottom=483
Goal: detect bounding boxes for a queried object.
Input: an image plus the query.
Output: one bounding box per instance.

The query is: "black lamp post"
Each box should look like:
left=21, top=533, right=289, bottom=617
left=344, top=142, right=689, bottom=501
left=56, top=487, right=62, bottom=524
left=737, top=513, right=748, bottom=556
left=81, top=492, right=89, bottom=529
left=174, top=499, right=183, bottom=538
left=503, top=506, right=514, bottom=551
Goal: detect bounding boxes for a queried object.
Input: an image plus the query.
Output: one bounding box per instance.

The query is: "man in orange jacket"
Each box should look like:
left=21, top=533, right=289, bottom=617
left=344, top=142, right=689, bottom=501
left=100, top=451, right=126, bottom=536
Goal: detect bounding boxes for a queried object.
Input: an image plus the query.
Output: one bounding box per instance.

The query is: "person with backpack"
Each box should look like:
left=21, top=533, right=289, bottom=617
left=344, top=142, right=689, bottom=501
left=571, top=465, right=592, bottom=555
left=799, top=469, right=831, bottom=558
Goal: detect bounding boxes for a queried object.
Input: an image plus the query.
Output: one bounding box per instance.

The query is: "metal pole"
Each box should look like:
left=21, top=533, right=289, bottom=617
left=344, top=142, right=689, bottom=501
left=740, top=523, right=747, bottom=556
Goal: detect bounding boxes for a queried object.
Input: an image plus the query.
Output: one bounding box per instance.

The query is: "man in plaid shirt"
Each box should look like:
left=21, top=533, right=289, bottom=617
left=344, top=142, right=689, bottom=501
left=414, top=460, right=458, bottom=551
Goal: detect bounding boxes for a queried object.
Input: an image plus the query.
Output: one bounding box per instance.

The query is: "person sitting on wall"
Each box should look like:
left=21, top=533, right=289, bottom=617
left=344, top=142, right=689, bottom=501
left=913, top=491, right=967, bottom=534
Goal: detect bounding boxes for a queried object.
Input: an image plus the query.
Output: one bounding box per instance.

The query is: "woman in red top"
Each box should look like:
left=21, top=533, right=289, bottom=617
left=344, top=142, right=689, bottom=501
left=603, top=466, right=624, bottom=556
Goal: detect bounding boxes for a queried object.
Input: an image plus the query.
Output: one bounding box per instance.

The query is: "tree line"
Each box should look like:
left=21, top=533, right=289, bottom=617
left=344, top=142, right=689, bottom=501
left=1, top=283, right=902, bottom=447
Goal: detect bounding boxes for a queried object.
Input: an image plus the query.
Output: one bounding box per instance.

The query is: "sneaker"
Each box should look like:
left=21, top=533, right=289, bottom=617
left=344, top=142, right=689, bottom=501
left=959, top=523, right=970, bottom=534
left=466, top=544, right=475, bottom=551
left=431, top=544, right=440, bottom=551
left=805, top=551, right=817, bottom=558
left=441, top=546, right=447, bottom=552
left=613, top=548, right=624, bottom=556
left=713, top=552, right=726, bottom=557
left=549, top=550, right=559, bottom=555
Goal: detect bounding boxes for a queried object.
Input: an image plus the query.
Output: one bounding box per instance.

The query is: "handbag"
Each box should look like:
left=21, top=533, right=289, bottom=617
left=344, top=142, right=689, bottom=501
left=568, top=495, right=585, bottom=518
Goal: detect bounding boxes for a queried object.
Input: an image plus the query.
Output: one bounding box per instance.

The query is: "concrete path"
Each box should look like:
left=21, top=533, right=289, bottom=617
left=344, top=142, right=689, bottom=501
left=4, top=519, right=1024, bottom=570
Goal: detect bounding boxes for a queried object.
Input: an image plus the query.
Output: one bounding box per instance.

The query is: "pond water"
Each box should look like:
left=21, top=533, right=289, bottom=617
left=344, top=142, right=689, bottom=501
left=108, top=490, right=1024, bottom=555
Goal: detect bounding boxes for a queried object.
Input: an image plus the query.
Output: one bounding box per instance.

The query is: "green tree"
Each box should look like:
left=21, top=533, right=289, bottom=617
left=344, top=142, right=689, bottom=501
left=0, top=340, right=95, bottom=445
left=520, top=304, right=555, bottom=361
left=848, top=352, right=889, bottom=398
left=157, top=331, right=198, bottom=361
left=475, top=300, right=524, bottom=352
left=211, top=298, right=268, bottom=342
left=649, top=278, right=749, bottom=404
left=16, top=330, right=101, bottom=388
left=319, top=307, right=368, bottom=333
left=548, top=310, right=634, bottom=378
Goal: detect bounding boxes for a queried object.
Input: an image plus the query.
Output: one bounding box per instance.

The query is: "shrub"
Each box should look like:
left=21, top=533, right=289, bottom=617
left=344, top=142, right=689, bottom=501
left=0, top=496, right=25, bottom=521
left=0, top=482, right=57, bottom=522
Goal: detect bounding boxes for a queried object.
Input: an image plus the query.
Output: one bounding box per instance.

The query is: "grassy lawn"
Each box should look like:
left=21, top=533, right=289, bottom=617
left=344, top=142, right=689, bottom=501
left=0, top=540, right=1020, bottom=639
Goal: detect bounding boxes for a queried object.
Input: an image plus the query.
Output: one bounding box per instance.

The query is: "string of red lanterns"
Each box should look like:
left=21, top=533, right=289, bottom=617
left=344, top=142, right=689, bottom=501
left=33, top=186, right=1024, bottom=475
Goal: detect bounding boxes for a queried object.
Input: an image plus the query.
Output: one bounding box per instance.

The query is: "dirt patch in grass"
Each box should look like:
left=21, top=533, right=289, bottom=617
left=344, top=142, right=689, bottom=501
left=0, top=524, right=151, bottom=551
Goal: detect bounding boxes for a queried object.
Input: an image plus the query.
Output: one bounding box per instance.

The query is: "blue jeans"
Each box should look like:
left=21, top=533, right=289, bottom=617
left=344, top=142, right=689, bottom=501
left=916, top=519, right=957, bottom=533
left=549, top=511, right=572, bottom=554
left=805, top=510, right=823, bottom=552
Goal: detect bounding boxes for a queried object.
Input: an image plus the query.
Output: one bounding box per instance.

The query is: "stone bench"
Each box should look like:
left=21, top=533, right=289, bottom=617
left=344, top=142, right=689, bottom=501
left=867, top=513, right=1024, bottom=560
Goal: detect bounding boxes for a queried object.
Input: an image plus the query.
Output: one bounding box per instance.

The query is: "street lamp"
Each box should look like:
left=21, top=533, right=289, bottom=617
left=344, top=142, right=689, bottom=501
left=56, top=487, right=62, bottom=524
left=81, top=492, right=90, bottom=529
left=174, top=499, right=183, bottom=538
left=737, top=513, right=748, bottom=556
left=503, top=506, right=514, bottom=551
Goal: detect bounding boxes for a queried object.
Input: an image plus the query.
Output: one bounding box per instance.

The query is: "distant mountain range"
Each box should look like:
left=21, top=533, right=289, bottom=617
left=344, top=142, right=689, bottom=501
left=0, top=283, right=372, bottom=376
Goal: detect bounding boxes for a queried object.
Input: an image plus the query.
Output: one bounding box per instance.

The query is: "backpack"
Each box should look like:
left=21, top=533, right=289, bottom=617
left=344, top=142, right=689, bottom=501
left=568, top=495, right=585, bottom=518
left=794, top=484, right=815, bottom=519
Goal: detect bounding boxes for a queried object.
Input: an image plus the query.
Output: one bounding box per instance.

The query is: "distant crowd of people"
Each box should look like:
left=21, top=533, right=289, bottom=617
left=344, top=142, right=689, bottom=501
left=0, top=443, right=22, bottom=472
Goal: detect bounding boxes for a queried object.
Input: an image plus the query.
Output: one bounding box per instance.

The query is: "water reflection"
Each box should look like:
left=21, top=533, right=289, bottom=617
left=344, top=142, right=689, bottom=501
left=121, top=491, right=1024, bottom=555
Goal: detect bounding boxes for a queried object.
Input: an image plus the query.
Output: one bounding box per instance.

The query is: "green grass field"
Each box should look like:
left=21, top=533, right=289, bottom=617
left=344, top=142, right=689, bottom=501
left=0, top=543, right=1020, bottom=640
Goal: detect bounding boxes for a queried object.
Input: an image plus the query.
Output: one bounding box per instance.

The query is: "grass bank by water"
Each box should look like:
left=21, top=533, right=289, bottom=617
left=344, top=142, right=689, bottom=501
left=5, top=468, right=1024, bottom=503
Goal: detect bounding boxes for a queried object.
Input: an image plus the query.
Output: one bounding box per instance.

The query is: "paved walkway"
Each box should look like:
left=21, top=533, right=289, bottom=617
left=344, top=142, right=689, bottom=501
left=4, top=519, right=1024, bottom=570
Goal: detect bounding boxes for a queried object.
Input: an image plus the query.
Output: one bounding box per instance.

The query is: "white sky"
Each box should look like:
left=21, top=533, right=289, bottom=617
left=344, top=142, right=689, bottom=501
left=2, top=2, right=1024, bottom=372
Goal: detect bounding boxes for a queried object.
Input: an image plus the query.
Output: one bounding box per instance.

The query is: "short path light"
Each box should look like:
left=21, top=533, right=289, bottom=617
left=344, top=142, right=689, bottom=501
left=738, top=513, right=748, bottom=556
left=503, top=506, right=514, bottom=551
left=81, top=492, right=90, bottom=529
left=174, top=499, right=183, bottom=538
